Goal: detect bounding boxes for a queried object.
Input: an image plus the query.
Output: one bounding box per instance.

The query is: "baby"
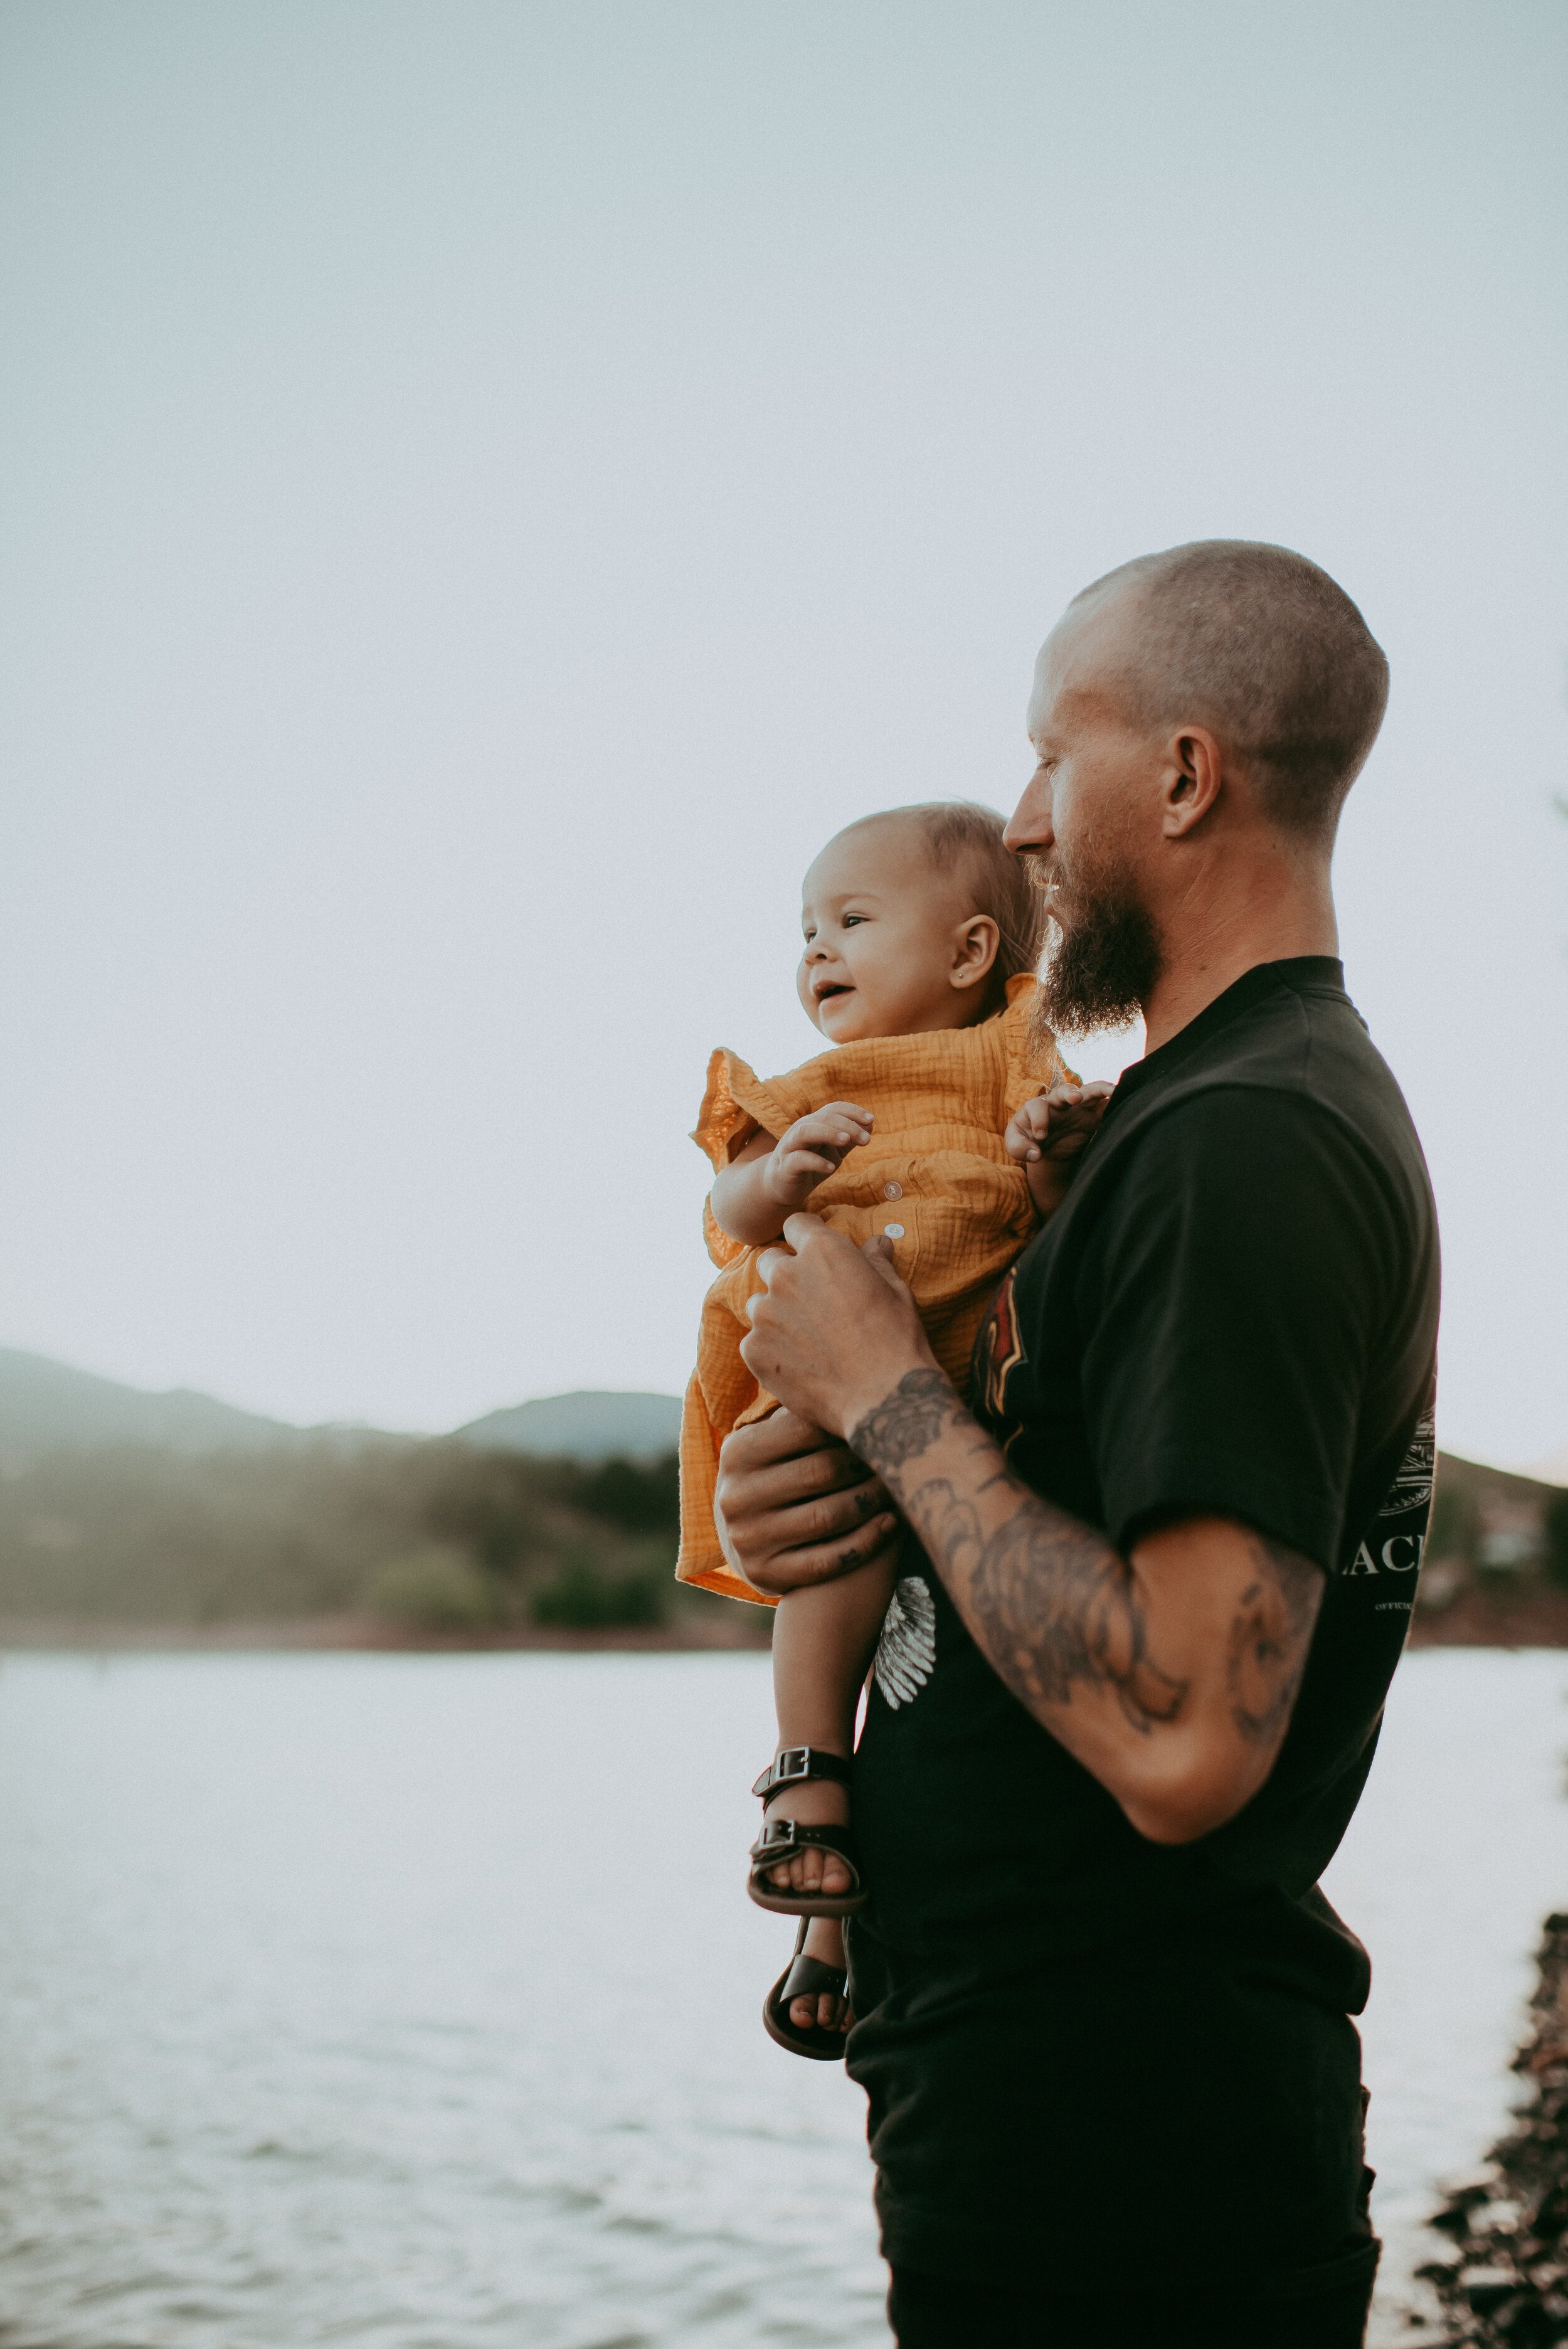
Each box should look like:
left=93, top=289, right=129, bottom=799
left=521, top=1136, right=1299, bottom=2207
left=675, top=802, right=1110, bottom=2055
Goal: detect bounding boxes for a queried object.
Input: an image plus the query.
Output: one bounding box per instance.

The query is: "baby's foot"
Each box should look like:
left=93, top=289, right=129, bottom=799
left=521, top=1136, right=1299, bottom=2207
left=790, top=1917, right=852, bottom=2035
left=762, top=1757, right=853, bottom=1902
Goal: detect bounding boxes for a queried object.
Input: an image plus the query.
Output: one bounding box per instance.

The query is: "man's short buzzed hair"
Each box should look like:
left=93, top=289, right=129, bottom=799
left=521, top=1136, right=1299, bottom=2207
left=1077, top=540, right=1390, bottom=842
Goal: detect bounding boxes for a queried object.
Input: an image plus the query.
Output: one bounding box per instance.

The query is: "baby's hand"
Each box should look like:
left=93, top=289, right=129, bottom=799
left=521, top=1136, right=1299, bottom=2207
left=1005, top=1080, right=1115, bottom=1215
left=765, top=1102, right=874, bottom=1210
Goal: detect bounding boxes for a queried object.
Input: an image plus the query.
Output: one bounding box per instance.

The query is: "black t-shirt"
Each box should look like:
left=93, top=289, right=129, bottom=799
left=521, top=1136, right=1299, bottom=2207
left=845, top=958, right=1440, bottom=2298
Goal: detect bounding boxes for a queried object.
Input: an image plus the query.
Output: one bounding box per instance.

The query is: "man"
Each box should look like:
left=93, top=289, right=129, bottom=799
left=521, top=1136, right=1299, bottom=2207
left=716, top=541, right=1439, bottom=2348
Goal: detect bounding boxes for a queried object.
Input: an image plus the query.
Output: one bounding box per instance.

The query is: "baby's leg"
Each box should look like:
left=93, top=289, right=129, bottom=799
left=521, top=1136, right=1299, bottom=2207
left=762, top=1553, right=896, bottom=2031
left=768, top=1553, right=898, bottom=1845
left=760, top=1559, right=892, bottom=1888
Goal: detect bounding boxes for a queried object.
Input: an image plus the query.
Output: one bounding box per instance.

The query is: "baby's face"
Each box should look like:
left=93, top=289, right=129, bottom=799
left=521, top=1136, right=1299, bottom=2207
left=797, top=821, right=980, bottom=1043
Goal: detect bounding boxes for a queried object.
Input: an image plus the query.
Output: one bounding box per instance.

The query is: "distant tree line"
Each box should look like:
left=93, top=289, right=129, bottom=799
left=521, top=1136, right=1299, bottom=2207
left=1549, top=1491, right=1568, bottom=1588
left=0, top=1440, right=749, bottom=1638
left=1424, top=1453, right=1568, bottom=1604
left=6, top=1429, right=1557, bottom=1640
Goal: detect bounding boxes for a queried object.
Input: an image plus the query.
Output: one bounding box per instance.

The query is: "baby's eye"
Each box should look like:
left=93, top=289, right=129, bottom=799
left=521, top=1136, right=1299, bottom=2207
left=843, top=914, right=865, bottom=928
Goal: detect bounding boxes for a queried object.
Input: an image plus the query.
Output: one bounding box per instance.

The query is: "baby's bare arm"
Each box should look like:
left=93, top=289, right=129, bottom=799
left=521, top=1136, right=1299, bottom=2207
left=709, top=1103, right=874, bottom=1247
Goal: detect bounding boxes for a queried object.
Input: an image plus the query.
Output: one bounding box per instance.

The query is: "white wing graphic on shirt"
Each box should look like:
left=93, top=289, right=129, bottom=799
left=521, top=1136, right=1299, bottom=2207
left=874, top=1574, right=936, bottom=1710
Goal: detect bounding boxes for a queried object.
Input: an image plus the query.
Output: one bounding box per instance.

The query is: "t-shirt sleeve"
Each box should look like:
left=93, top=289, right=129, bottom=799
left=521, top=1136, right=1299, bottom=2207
left=1076, top=1088, right=1397, bottom=1572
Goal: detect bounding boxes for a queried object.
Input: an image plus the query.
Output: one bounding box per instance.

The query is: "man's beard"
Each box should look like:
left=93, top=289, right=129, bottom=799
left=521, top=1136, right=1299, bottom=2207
left=1023, top=844, right=1163, bottom=1044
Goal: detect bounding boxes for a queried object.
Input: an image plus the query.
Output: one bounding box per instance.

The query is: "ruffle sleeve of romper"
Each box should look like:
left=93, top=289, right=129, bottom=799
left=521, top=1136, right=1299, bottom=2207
left=691, top=1048, right=817, bottom=1270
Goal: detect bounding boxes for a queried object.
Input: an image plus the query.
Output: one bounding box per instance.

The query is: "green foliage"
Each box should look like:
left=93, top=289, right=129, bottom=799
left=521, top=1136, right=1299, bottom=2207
left=573, top=1453, right=679, bottom=1535
left=0, top=1439, right=691, bottom=1631
left=363, top=1544, right=502, bottom=1631
left=531, top=1545, right=667, bottom=1629
left=1545, top=1492, right=1568, bottom=1593
left=422, top=1450, right=551, bottom=1576
left=0, top=1442, right=410, bottom=1622
left=1427, top=1475, right=1476, bottom=1564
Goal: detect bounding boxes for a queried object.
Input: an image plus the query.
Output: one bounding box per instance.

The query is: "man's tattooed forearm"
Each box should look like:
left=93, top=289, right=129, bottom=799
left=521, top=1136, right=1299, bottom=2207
left=854, top=1382, right=1320, bottom=1764
left=906, top=1472, right=1190, bottom=1737
left=1225, top=1538, right=1322, bottom=1745
left=850, top=1369, right=963, bottom=1473
left=853, top=1377, right=1190, bottom=1734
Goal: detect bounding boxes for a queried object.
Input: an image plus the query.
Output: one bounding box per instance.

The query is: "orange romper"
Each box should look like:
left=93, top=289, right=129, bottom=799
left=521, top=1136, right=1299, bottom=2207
left=675, top=974, right=1070, bottom=1603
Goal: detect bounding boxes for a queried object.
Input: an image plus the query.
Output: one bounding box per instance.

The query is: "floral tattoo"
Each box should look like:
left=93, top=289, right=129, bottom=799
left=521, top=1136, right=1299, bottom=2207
left=851, top=1369, right=1318, bottom=1749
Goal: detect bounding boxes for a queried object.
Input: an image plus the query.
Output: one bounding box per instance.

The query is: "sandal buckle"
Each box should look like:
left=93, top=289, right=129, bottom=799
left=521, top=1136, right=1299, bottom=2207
left=760, top=1816, right=799, bottom=1849
left=753, top=1747, right=813, bottom=1800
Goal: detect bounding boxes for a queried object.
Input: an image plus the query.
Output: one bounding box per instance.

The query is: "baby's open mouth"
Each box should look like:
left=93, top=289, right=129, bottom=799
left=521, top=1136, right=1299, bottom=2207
left=813, top=980, right=854, bottom=1003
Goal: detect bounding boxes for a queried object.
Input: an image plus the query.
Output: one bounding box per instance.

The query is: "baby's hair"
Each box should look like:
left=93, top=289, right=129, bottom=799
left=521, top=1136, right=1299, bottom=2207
left=858, top=800, right=1048, bottom=1014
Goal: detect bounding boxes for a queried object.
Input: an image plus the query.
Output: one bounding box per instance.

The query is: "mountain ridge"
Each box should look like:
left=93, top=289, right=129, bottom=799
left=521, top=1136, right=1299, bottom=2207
left=3, top=1344, right=1559, bottom=1483
left=0, top=1347, right=682, bottom=1465
left=0, top=1347, right=302, bottom=1463
left=455, top=1391, right=682, bottom=1461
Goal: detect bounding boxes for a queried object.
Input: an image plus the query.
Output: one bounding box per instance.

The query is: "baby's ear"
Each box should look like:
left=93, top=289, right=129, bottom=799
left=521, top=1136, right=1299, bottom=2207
left=951, top=913, right=1000, bottom=988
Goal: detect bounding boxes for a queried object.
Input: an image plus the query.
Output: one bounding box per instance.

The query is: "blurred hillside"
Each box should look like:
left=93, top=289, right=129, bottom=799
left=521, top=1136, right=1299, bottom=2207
left=0, top=1345, right=307, bottom=1462
left=1409, top=1453, right=1568, bottom=1646
left=0, top=1347, right=682, bottom=1466
left=0, top=1350, right=743, bottom=1644
left=0, top=1349, right=1562, bottom=1648
left=455, top=1390, right=683, bottom=1461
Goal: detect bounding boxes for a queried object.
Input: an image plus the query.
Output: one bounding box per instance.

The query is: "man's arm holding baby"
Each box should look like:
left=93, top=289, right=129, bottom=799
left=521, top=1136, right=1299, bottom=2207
left=729, top=1219, right=1323, bottom=1847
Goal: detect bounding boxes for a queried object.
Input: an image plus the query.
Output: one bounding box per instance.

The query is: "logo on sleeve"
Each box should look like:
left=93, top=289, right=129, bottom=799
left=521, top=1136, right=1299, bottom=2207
left=1343, top=1392, right=1437, bottom=1599
left=1377, top=1403, right=1434, bottom=1517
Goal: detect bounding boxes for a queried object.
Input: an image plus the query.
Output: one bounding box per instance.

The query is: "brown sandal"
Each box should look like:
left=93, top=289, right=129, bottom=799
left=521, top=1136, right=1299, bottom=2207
left=763, top=1919, right=851, bottom=2060
left=746, top=1747, right=866, bottom=1918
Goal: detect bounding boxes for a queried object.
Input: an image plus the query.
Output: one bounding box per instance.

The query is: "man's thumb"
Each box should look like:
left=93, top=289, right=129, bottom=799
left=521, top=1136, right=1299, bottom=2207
left=861, top=1234, right=905, bottom=1290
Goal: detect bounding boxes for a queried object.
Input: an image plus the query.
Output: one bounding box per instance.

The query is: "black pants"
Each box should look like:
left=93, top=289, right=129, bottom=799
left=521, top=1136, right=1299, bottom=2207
left=887, top=2262, right=1375, bottom=2348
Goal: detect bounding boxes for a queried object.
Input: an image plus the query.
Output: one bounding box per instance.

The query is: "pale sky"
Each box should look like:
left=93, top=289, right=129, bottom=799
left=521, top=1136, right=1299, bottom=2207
left=1, top=1, right=1565, bottom=1468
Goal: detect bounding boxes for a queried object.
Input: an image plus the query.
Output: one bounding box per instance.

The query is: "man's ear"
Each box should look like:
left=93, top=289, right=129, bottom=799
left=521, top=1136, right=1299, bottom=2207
left=1162, top=726, right=1225, bottom=838
left=950, top=913, right=1001, bottom=990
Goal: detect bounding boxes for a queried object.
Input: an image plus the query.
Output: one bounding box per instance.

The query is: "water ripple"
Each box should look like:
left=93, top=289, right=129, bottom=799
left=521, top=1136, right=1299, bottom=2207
left=0, top=1650, right=1560, bottom=2346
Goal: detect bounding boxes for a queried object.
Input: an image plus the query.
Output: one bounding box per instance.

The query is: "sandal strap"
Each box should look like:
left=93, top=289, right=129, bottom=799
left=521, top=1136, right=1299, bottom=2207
left=751, top=1746, right=854, bottom=1803
left=749, top=1815, right=861, bottom=1877
left=776, top=1951, right=848, bottom=2006
left=765, top=1924, right=851, bottom=2059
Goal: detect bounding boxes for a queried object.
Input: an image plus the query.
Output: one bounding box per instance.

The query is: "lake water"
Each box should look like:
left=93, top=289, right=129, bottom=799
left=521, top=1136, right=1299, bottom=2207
left=0, top=1648, right=1563, bottom=2348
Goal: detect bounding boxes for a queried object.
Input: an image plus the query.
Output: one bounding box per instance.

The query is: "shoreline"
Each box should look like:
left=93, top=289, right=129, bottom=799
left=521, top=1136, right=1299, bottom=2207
left=1407, top=1587, right=1568, bottom=1650
left=1421, top=1911, right=1568, bottom=2342
left=0, top=1612, right=771, bottom=1654
left=1, top=1592, right=1565, bottom=1655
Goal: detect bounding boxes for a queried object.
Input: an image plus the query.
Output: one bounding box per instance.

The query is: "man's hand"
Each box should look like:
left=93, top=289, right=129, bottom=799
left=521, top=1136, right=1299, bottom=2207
left=1005, top=1080, right=1115, bottom=1216
left=764, top=1103, right=874, bottom=1210
left=739, top=1215, right=937, bottom=1443
left=713, top=1406, right=901, bottom=1597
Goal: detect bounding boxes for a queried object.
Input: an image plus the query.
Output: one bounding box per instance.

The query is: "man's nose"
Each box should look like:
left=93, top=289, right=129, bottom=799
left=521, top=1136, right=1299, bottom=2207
left=1004, top=769, right=1054, bottom=854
